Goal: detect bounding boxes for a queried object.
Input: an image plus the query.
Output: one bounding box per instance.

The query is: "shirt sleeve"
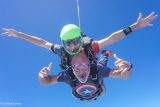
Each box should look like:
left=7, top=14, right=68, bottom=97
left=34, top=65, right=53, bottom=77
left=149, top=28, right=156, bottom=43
left=51, top=44, right=63, bottom=56
left=97, top=64, right=112, bottom=78
left=91, top=41, right=100, bottom=55
left=57, top=72, right=70, bottom=83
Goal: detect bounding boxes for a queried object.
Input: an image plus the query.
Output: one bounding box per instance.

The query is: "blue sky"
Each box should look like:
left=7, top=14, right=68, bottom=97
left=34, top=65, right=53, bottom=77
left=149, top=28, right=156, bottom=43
left=0, top=0, right=160, bottom=107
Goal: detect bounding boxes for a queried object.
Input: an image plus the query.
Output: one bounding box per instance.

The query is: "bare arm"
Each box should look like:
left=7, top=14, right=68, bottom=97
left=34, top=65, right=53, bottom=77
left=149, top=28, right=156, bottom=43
left=39, top=75, right=58, bottom=85
left=2, top=28, right=53, bottom=50
left=109, top=69, right=132, bottom=79
left=98, top=12, right=158, bottom=48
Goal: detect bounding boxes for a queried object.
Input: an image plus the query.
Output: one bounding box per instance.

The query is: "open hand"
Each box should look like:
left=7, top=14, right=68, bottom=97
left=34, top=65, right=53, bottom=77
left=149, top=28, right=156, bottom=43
left=1, top=28, right=19, bottom=37
left=136, top=12, right=158, bottom=28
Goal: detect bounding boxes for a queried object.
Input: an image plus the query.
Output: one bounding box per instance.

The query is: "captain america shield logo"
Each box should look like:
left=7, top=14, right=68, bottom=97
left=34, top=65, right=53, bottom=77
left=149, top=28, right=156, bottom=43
left=75, top=84, right=97, bottom=96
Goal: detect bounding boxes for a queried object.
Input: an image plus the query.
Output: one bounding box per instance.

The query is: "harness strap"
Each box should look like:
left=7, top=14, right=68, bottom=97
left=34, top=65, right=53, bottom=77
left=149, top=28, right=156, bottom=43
left=60, top=36, right=102, bottom=100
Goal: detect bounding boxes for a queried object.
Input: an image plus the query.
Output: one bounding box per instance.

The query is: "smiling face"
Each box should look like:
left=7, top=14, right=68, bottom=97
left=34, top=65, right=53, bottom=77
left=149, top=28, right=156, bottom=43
left=71, top=53, right=90, bottom=83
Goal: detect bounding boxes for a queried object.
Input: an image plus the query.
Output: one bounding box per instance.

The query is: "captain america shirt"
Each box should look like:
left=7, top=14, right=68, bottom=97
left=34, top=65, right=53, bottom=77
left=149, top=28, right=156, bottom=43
left=57, top=64, right=111, bottom=97
left=51, top=41, right=111, bottom=97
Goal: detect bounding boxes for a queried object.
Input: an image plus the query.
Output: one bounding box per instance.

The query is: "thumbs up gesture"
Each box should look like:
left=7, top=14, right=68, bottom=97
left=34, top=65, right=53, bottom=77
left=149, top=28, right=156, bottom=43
left=39, top=62, right=53, bottom=78
left=114, top=54, right=132, bottom=73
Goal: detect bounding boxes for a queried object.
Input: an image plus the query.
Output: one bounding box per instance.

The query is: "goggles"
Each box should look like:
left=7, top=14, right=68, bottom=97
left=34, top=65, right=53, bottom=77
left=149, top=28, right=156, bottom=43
left=62, top=37, right=82, bottom=55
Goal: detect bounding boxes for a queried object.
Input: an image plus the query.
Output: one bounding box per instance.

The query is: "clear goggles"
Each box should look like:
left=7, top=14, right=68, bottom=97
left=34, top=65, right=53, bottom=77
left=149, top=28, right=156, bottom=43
left=62, top=37, right=82, bottom=54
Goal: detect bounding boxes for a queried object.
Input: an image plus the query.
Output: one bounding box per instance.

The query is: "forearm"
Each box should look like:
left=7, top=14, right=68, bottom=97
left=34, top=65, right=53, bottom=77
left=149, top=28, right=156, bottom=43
left=110, top=22, right=139, bottom=41
left=130, top=22, right=139, bottom=31
left=15, top=32, right=49, bottom=48
left=107, top=22, right=139, bottom=44
left=98, top=23, right=139, bottom=48
left=39, top=75, right=58, bottom=86
left=98, top=29, right=126, bottom=48
left=109, top=22, right=139, bottom=41
left=120, top=70, right=132, bottom=79
left=39, top=76, right=50, bottom=85
left=109, top=69, right=132, bottom=79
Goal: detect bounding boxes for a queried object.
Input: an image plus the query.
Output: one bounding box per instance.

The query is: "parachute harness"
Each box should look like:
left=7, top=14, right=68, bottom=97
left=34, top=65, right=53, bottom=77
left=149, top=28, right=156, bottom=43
left=59, top=37, right=103, bottom=101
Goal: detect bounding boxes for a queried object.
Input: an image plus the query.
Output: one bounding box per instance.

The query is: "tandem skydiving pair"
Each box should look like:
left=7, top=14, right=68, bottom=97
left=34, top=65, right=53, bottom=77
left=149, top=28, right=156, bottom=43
left=2, top=12, right=157, bottom=101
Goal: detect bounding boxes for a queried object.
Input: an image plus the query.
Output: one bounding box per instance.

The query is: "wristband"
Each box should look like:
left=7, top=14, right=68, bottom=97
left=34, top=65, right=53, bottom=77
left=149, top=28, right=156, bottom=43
left=123, top=27, right=132, bottom=35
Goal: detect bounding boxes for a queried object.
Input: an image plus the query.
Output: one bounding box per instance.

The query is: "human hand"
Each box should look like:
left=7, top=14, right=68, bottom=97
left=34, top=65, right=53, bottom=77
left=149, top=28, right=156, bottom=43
left=39, top=62, right=53, bottom=78
left=136, top=12, right=158, bottom=29
left=1, top=28, right=19, bottom=37
left=114, top=54, right=132, bottom=73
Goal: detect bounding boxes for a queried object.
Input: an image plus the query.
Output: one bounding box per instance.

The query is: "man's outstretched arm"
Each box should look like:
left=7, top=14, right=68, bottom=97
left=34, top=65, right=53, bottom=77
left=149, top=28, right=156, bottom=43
left=1, top=28, right=53, bottom=50
left=98, top=12, right=158, bottom=48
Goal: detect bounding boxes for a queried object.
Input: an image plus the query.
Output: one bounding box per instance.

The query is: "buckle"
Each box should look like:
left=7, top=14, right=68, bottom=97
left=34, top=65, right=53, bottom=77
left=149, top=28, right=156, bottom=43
left=70, top=76, right=76, bottom=81
left=91, top=74, right=97, bottom=80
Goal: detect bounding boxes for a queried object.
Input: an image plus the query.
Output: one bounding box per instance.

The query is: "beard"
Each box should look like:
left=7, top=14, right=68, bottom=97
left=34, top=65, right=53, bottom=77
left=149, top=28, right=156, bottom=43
left=76, top=72, right=90, bottom=83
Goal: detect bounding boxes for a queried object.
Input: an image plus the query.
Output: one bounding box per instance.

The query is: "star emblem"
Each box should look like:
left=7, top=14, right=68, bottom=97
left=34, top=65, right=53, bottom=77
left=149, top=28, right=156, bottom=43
left=82, top=89, right=93, bottom=95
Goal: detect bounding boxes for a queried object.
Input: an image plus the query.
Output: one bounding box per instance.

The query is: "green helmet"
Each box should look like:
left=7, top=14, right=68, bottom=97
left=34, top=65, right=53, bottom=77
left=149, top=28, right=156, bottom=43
left=60, top=24, right=83, bottom=55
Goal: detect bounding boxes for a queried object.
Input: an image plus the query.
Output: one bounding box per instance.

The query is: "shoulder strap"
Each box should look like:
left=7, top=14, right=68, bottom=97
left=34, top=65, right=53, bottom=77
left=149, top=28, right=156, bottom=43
left=67, top=68, right=77, bottom=87
left=60, top=36, right=101, bottom=89
left=82, top=36, right=93, bottom=45
left=59, top=48, right=77, bottom=88
left=59, top=47, right=71, bottom=70
left=83, top=37, right=100, bottom=86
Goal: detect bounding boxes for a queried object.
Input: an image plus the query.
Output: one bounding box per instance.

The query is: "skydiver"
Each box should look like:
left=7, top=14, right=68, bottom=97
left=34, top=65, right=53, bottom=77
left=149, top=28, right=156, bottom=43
left=1, top=12, right=157, bottom=101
